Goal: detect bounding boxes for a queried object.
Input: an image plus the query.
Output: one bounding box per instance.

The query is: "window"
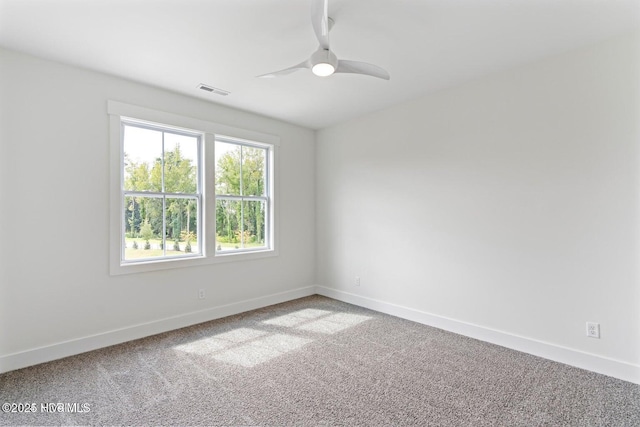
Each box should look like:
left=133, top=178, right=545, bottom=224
left=109, top=101, right=278, bottom=275
left=122, top=120, right=202, bottom=262
left=215, top=138, right=271, bottom=253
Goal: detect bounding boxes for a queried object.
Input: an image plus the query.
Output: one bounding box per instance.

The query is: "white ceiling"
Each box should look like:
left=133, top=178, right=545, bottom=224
left=1, top=0, right=638, bottom=129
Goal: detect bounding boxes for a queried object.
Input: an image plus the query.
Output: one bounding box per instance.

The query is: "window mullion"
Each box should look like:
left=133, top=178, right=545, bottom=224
left=161, top=131, right=166, bottom=193
left=161, top=130, right=166, bottom=256
left=239, top=145, right=244, bottom=248
left=162, top=196, right=167, bottom=256
left=216, top=195, right=265, bottom=202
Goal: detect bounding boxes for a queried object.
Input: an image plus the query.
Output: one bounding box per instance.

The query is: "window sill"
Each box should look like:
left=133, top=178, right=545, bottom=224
left=213, top=248, right=279, bottom=263
left=110, top=249, right=278, bottom=276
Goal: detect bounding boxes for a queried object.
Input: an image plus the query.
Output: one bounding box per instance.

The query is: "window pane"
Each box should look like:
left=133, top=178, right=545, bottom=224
left=124, top=195, right=164, bottom=261
left=216, top=199, right=241, bottom=251
left=123, top=125, right=162, bottom=192
left=243, top=200, right=267, bottom=249
left=215, top=141, right=241, bottom=196
left=242, top=146, right=267, bottom=197
left=165, top=197, right=199, bottom=256
left=164, top=133, right=198, bottom=194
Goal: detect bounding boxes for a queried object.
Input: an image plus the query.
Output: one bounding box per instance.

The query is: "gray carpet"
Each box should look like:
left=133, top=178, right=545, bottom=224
left=1, top=295, right=638, bottom=426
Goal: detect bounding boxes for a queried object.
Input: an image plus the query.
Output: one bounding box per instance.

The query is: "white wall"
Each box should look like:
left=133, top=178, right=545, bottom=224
left=0, top=48, right=316, bottom=369
left=317, top=31, right=640, bottom=380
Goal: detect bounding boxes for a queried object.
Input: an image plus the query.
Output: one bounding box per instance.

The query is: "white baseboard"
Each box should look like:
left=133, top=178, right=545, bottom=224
left=0, top=286, right=316, bottom=374
left=315, top=285, right=640, bottom=385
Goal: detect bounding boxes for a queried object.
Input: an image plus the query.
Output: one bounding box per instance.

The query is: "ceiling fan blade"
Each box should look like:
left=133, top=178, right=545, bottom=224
left=257, top=60, right=310, bottom=78
left=335, top=60, right=390, bottom=80
left=311, top=0, right=330, bottom=50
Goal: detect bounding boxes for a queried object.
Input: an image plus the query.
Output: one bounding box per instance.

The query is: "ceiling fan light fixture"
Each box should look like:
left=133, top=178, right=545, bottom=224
left=310, top=48, right=338, bottom=77
left=312, top=62, right=335, bottom=77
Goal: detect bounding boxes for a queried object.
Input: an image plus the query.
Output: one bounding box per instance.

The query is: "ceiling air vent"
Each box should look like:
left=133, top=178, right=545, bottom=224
left=197, top=83, right=230, bottom=96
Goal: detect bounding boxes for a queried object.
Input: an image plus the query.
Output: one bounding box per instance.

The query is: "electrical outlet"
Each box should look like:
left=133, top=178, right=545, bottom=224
left=355, top=276, right=361, bottom=286
left=198, top=289, right=206, bottom=300
left=586, top=322, right=600, bottom=338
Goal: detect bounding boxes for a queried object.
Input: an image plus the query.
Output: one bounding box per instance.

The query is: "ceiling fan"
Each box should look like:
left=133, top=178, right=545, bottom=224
left=258, top=0, right=390, bottom=80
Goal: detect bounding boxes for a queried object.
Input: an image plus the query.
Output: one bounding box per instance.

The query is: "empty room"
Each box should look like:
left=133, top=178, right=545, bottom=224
left=1, top=0, right=639, bottom=425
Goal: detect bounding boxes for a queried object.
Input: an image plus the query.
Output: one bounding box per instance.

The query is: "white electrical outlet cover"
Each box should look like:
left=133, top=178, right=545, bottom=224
left=586, top=322, right=600, bottom=338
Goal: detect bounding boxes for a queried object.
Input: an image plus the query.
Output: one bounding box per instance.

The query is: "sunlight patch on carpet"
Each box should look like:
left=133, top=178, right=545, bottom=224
left=173, top=328, right=312, bottom=367
left=263, top=309, right=331, bottom=327
left=174, top=310, right=371, bottom=367
left=212, top=334, right=312, bottom=367
left=297, top=313, right=371, bottom=334
left=262, top=309, right=371, bottom=334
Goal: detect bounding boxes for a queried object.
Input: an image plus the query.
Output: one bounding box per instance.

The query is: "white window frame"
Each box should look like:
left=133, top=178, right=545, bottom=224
left=214, top=136, right=273, bottom=255
left=120, top=118, right=204, bottom=263
left=108, top=100, right=279, bottom=276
